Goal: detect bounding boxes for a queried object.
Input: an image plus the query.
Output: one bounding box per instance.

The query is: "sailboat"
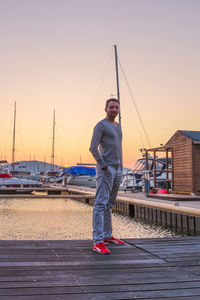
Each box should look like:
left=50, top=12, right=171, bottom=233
left=10, top=102, right=30, bottom=178
left=0, top=162, right=42, bottom=189
left=0, top=167, right=42, bottom=189
left=46, top=110, right=59, bottom=180
left=0, top=103, right=42, bottom=190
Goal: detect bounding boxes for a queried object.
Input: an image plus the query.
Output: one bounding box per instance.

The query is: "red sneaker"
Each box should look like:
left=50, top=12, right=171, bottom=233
left=93, top=242, right=110, bottom=254
left=104, top=236, right=125, bottom=245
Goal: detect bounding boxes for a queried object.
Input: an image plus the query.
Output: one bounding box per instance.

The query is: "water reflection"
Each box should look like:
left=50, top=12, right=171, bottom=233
left=0, top=198, right=176, bottom=240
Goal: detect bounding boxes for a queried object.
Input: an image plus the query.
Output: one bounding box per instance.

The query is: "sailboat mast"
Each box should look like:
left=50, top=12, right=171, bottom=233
left=114, top=45, right=123, bottom=167
left=12, top=101, right=16, bottom=168
left=51, top=110, right=56, bottom=171
left=114, top=45, right=121, bottom=127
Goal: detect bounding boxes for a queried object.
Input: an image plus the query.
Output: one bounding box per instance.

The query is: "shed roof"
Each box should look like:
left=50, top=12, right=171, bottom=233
left=179, top=130, right=200, bottom=141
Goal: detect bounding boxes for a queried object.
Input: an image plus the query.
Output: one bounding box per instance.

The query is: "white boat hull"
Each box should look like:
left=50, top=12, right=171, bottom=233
left=68, top=175, right=96, bottom=188
left=0, top=177, right=42, bottom=188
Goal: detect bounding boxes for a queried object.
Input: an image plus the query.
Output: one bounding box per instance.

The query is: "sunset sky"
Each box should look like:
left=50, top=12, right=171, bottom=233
left=1, top=0, right=200, bottom=168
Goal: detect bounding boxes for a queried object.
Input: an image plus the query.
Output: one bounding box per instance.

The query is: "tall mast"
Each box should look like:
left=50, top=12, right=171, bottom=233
left=114, top=45, right=123, bottom=167
left=51, top=110, right=56, bottom=171
left=12, top=101, right=16, bottom=169
left=114, top=45, right=122, bottom=127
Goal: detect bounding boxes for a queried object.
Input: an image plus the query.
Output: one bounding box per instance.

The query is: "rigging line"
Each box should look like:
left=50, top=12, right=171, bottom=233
left=118, top=58, right=151, bottom=148
left=75, top=47, right=114, bottom=153
left=139, top=130, right=145, bottom=150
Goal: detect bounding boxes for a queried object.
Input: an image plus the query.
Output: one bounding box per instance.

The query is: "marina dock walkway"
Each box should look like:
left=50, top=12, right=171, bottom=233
left=1, top=237, right=200, bottom=299
left=68, top=185, right=200, bottom=210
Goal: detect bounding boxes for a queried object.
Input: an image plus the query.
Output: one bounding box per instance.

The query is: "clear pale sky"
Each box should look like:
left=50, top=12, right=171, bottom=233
left=1, top=0, right=200, bottom=168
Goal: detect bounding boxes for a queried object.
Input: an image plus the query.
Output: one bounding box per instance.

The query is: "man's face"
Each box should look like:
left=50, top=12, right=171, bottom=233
left=105, top=101, right=119, bottom=120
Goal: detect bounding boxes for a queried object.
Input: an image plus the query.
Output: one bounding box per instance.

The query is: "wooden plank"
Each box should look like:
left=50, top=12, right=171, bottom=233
left=1, top=281, right=200, bottom=297
left=134, top=244, right=200, bottom=252
left=0, top=268, right=197, bottom=286
left=124, top=236, right=200, bottom=243
left=0, top=265, right=192, bottom=278
left=0, top=268, right=197, bottom=285
left=1, top=288, right=200, bottom=299
left=2, top=281, right=200, bottom=295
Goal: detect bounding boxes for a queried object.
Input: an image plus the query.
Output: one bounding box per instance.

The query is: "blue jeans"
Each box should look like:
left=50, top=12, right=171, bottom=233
left=93, top=164, right=122, bottom=244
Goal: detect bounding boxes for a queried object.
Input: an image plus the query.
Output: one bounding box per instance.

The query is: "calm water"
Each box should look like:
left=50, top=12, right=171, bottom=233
left=0, top=198, right=176, bottom=240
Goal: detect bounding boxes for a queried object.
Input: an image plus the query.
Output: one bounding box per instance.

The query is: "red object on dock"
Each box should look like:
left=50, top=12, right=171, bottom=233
left=157, top=188, right=168, bottom=194
left=0, top=173, right=12, bottom=178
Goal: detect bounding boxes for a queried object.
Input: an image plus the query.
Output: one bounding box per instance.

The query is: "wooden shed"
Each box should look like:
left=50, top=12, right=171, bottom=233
left=146, top=130, right=200, bottom=195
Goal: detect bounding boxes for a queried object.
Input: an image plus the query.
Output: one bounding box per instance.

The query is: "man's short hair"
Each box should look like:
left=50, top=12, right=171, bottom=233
left=105, top=98, right=119, bottom=108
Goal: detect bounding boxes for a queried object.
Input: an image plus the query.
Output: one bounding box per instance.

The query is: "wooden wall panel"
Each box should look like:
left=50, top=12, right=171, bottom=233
left=170, top=132, right=193, bottom=193
left=194, top=144, right=200, bottom=194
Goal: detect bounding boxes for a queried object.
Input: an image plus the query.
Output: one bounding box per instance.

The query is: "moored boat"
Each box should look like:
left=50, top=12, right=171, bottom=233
left=0, top=167, right=42, bottom=189
left=121, top=157, right=171, bottom=192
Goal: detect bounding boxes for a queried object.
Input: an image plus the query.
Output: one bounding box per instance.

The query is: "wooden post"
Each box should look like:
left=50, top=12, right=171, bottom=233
left=153, top=150, right=156, bottom=188
left=166, top=149, right=169, bottom=191
left=145, top=150, right=149, bottom=170
left=171, top=148, right=174, bottom=191
left=192, top=144, right=195, bottom=194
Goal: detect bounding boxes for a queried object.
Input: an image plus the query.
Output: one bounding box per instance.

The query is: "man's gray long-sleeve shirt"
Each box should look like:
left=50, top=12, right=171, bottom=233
left=89, top=118, right=122, bottom=168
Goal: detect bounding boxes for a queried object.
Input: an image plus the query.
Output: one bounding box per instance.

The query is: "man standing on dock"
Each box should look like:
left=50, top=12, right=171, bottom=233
left=89, top=98, right=125, bottom=254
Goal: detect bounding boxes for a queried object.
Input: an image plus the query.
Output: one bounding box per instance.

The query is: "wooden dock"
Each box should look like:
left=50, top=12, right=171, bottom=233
left=67, top=186, right=200, bottom=236
left=0, top=187, right=68, bottom=195
left=0, top=237, right=200, bottom=299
